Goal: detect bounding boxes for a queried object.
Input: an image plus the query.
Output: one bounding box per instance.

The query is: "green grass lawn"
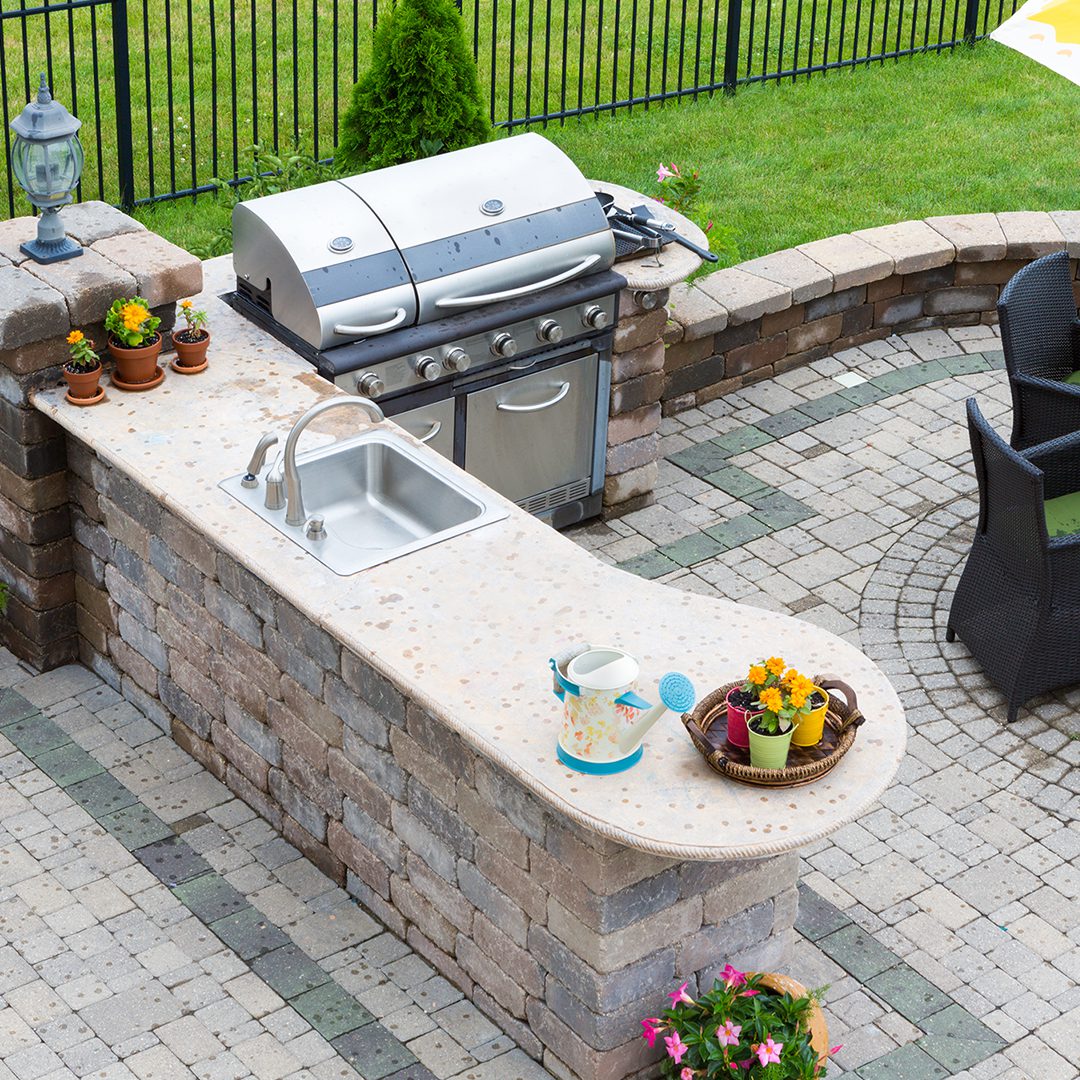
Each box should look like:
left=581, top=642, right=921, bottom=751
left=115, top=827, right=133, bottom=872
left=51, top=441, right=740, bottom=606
left=133, top=41, right=1079, bottom=269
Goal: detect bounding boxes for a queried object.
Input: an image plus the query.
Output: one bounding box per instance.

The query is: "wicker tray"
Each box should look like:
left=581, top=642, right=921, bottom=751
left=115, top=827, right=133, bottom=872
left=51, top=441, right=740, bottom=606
left=681, top=676, right=865, bottom=788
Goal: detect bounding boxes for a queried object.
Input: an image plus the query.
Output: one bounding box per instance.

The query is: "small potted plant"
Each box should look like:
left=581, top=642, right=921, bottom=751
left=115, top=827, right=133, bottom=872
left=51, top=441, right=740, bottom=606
left=791, top=674, right=830, bottom=749
left=105, top=296, right=163, bottom=389
left=642, top=968, right=837, bottom=1078
left=726, top=658, right=782, bottom=749
left=62, top=330, right=104, bottom=405
left=171, top=299, right=210, bottom=373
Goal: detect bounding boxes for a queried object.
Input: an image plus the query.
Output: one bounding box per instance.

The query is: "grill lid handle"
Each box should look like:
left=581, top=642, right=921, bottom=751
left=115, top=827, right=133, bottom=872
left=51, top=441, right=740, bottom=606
left=434, top=254, right=602, bottom=309
left=333, top=307, right=409, bottom=336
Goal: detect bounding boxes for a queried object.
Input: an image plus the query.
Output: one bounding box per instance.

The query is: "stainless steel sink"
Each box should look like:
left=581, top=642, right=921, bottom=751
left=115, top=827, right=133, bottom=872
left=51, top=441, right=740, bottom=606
left=220, top=429, right=508, bottom=575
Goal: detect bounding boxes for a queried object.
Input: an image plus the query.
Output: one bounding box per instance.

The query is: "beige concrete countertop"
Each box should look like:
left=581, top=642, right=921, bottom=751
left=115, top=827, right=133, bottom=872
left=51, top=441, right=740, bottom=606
left=34, top=256, right=906, bottom=861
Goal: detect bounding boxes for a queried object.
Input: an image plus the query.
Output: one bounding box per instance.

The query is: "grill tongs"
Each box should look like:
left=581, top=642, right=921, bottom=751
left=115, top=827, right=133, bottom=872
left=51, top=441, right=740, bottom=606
left=595, top=191, right=719, bottom=263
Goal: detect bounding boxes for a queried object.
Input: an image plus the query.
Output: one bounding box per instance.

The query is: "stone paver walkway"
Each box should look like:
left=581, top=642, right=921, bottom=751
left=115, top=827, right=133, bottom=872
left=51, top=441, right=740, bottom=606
left=0, top=665, right=549, bottom=1080
left=569, top=325, right=1080, bottom=1080
left=3, top=324, right=1078, bottom=1080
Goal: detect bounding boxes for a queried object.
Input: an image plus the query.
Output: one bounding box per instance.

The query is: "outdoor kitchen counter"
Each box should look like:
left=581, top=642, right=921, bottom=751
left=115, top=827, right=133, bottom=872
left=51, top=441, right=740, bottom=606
left=34, top=256, right=906, bottom=863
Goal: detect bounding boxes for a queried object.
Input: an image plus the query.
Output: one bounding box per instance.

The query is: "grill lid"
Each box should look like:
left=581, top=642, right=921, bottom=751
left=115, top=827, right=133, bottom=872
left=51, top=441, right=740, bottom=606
left=231, top=133, right=615, bottom=350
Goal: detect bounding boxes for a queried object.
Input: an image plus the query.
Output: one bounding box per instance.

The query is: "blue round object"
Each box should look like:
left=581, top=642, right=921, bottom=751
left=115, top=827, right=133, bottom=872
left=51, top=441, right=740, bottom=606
left=556, top=743, right=643, bottom=774
left=658, top=671, right=695, bottom=712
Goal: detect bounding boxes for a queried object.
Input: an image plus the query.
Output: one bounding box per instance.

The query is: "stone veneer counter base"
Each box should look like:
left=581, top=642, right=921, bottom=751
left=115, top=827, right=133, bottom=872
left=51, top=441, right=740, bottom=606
left=31, top=255, right=905, bottom=1079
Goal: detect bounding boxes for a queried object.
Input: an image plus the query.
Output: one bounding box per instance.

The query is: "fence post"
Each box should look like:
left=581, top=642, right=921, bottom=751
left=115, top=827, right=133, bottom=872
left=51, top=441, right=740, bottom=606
left=111, top=0, right=136, bottom=209
left=722, top=0, right=743, bottom=94
left=962, top=0, right=981, bottom=44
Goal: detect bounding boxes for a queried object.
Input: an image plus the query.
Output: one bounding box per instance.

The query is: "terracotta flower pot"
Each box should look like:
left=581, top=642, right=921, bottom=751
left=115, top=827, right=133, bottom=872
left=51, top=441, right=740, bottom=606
left=791, top=687, right=829, bottom=748
left=725, top=686, right=762, bottom=749
left=173, top=328, right=210, bottom=369
left=752, top=972, right=830, bottom=1069
left=63, top=362, right=103, bottom=401
left=108, top=333, right=162, bottom=384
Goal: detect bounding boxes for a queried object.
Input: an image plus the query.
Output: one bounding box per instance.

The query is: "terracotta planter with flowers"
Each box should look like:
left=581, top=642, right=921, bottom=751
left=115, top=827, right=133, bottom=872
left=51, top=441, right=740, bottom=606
left=171, top=299, right=210, bottom=372
left=62, top=330, right=103, bottom=405
left=105, top=297, right=163, bottom=388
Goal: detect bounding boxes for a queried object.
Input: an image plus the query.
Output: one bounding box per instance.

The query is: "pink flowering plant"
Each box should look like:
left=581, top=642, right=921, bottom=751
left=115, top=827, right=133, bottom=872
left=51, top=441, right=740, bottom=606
left=652, top=163, right=740, bottom=265
left=641, top=968, right=835, bottom=1078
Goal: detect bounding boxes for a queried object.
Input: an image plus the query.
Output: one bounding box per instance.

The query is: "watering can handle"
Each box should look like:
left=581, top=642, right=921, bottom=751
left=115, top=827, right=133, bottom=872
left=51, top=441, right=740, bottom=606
left=549, top=658, right=580, bottom=700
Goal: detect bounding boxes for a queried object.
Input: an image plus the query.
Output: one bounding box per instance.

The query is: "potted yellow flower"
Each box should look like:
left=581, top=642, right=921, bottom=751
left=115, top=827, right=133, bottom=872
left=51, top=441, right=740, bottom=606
left=63, top=330, right=103, bottom=405
left=171, top=299, right=210, bottom=372
left=745, top=664, right=821, bottom=769
left=789, top=671, right=829, bottom=748
left=105, top=296, right=163, bottom=388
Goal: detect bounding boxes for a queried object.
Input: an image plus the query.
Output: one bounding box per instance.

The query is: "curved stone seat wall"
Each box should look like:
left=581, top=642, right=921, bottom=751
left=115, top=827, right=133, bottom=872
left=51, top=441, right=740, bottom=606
left=661, top=211, right=1080, bottom=415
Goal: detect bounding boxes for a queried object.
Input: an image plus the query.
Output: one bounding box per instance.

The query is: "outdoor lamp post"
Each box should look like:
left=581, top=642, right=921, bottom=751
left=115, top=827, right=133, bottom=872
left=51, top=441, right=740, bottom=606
left=9, top=73, right=85, bottom=264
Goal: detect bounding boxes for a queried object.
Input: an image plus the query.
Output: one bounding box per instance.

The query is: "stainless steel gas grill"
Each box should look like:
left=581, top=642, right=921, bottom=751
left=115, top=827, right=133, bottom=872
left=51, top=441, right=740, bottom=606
left=228, top=133, right=626, bottom=527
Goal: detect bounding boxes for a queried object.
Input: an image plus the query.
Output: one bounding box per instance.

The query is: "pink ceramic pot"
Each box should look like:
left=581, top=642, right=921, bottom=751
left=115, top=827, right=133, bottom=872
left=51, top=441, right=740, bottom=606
left=726, top=686, right=762, bottom=749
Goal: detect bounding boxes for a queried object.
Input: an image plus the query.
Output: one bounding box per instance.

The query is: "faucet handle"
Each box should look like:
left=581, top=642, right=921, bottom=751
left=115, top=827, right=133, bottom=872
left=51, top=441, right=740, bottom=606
left=242, top=432, right=279, bottom=488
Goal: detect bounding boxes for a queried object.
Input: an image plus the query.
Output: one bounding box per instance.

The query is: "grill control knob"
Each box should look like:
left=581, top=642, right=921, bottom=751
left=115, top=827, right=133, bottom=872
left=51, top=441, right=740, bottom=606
left=443, top=347, right=471, bottom=373
left=354, top=371, right=384, bottom=398
left=414, top=356, right=441, bottom=382
left=490, top=332, right=518, bottom=358
left=582, top=304, right=609, bottom=329
left=537, top=319, right=564, bottom=344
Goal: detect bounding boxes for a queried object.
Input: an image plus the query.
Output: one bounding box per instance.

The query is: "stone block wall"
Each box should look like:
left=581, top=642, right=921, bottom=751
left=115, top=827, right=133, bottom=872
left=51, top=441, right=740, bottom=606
left=605, top=288, right=670, bottom=517
left=661, top=210, right=1080, bottom=415
left=66, top=437, right=799, bottom=1080
left=0, top=203, right=201, bottom=670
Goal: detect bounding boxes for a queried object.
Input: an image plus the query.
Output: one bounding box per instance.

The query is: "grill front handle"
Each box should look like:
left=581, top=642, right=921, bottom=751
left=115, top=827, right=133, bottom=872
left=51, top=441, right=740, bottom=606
left=495, top=381, right=571, bottom=413
left=434, top=254, right=602, bottom=309
left=333, top=307, right=409, bottom=336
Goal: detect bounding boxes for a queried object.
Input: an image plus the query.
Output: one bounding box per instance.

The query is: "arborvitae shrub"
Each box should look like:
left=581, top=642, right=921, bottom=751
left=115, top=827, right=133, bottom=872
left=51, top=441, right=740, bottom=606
left=336, top=0, right=490, bottom=173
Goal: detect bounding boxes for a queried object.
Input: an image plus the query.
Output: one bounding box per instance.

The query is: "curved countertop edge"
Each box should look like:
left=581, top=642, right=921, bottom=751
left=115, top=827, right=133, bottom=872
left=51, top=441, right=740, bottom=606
left=32, top=255, right=906, bottom=862
left=588, top=179, right=706, bottom=290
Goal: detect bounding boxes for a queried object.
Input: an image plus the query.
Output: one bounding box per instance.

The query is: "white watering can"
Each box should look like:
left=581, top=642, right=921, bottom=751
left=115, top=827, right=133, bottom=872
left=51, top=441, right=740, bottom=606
left=549, top=644, right=695, bottom=774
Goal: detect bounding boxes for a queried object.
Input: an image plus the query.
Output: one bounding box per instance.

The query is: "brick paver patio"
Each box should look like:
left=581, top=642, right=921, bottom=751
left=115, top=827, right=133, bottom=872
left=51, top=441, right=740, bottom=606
left=1, top=325, right=1077, bottom=1080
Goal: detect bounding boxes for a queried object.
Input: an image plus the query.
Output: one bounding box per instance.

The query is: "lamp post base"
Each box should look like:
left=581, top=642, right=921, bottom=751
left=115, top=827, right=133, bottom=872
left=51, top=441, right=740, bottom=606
left=20, top=235, right=83, bottom=264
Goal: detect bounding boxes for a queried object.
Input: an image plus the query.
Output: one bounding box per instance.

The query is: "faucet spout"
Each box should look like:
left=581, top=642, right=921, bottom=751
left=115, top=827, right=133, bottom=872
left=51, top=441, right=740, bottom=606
left=283, top=396, right=385, bottom=526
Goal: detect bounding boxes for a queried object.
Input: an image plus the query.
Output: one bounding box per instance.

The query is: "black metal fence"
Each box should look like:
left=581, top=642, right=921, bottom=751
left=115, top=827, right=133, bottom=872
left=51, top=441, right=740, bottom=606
left=0, top=0, right=1019, bottom=217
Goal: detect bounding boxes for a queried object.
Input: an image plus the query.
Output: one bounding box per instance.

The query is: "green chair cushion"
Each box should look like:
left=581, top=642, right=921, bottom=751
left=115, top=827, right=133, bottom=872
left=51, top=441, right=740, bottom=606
left=1064, top=370, right=1080, bottom=385
left=1045, top=489, right=1080, bottom=538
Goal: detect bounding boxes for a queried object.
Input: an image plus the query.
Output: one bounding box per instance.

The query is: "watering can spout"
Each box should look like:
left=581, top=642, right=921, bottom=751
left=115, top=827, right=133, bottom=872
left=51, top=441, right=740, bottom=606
left=616, top=672, right=696, bottom=754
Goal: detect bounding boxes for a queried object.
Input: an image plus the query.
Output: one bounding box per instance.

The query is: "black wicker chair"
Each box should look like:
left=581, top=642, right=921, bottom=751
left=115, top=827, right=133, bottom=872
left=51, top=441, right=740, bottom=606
left=998, top=250, right=1080, bottom=450
left=947, top=398, right=1080, bottom=722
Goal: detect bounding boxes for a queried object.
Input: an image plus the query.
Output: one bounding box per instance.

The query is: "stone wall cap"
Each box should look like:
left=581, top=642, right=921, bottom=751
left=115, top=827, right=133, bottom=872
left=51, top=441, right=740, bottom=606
left=63, top=201, right=147, bottom=245
left=1049, top=210, right=1080, bottom=258
left=695, top=267, right=791, bottom=326
left=738, top=248, right=833, bottom=304
left=92, top=231, right=204, bottom=308
left=795, top=234, right=894, bottom=291
left=666, top=281, right=729, bottom=341
left=0, top=264, right=69, bottom=351
left=923, top=213, right=1007, bottom=262
left=851, top=220, right=955, bottom=275
left=0, top=216, right=40, bottom=266
left=24, top=248, right=138, bottom=326
left=995, top=210, right=1067, bottom=260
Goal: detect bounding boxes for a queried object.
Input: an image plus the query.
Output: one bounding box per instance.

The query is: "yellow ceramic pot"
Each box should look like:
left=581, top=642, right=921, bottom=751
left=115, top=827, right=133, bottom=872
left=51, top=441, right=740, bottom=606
left=791, top=685, right=829, bottom=747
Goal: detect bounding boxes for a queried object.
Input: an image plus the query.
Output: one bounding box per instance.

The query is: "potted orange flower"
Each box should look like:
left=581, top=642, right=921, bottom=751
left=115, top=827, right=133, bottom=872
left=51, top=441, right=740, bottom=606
left=726, top=657, right=784, bottom=749
left=171, top=299, right=210, bottom=372
left=105, top=296, right=162, bottom=388
left=745, top=665, right=822, bottom=769
left=789, top=671, right=829, bottom=748
left=62, top=330, right=103, bottom=405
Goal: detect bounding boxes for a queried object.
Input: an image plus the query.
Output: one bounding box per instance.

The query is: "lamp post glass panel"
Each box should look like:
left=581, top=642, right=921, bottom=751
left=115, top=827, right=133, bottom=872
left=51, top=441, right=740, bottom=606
left=10, top=74, right=84, bottom=263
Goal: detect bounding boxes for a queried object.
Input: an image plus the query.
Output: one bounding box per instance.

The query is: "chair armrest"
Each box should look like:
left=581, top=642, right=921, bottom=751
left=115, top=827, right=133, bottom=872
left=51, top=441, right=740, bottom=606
left=1049, top=530, right=1080, bottom=603
left=1011, top=372, right=1080, bottom=450
left=1073, top=317, right=1080, bottom=369
left=1023, top=428, right=1080, bottom=499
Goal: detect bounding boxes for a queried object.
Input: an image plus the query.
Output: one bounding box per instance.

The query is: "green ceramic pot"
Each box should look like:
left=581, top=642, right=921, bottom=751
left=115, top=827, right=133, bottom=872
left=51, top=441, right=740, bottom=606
left=747, top=721, right=794, bottom=770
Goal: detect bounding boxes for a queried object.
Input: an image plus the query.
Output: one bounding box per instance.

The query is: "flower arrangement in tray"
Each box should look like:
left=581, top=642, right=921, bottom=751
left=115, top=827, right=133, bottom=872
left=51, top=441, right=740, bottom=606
left=726, top=658, right=829, bottom=768
left=641, top=967, right=838, bottom=1078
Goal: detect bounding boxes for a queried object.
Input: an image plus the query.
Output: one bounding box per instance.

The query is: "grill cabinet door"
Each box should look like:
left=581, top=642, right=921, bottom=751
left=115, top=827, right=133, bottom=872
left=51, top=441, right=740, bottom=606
left=464, top=355, right=598, bottom=504
left=390, top=398, right=456, bottom=461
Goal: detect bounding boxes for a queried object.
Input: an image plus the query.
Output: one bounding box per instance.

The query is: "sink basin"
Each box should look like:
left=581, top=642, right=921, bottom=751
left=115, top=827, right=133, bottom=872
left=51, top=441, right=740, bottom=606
left=220, top=430, right=508, bottom=574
